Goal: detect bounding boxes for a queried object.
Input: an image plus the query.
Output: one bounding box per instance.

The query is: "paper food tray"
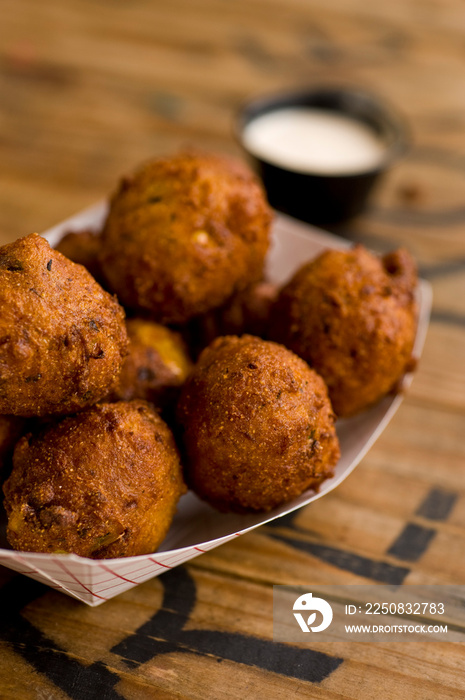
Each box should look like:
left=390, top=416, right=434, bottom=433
left=0, top=204, right=432, bottom=606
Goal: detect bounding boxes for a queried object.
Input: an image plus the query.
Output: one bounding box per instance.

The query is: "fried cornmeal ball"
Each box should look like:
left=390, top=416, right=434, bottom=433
left=3, top=401, right=186, bottom=558
left=177, top=335, right=340, bottom=512
left=0, top=233, right=128, bottom=416
left=271, top=245, right=418, bottom=417
left=107, top=319, right=192, bottom=410
left=98, top=150, right=273, bottom=324
left=189, top=281, right=279, bottom=357
left=0, top=415, right=26, bottom=479
left=218, top=281, right=278, bottom=338
left=55, top=228, right=104, bottom=285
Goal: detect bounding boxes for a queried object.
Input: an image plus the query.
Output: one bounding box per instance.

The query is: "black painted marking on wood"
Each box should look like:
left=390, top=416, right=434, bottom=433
left=387, top=523, right=436, bottom=562
left=0, top=562, right=344, bottom=688
left=0, top=575, right=124, bottom=700
left=416, top=488, right=458, bottom=521
left=268, top=533, right=409, bottom=584
left=112, top=567, right=344, bottom=683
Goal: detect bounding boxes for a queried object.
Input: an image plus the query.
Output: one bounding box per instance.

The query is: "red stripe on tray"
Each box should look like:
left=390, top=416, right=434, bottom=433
left=96, top=563, right=137, bottom=584
left=91, top=579, right=142, bottom=596
left=0, top=565, right=31, bottom=575
left=148, top=557, right=173, bottom=568
left=56, top=560, right=108, bottom=601
left=13, top=553, right=69, bottom=592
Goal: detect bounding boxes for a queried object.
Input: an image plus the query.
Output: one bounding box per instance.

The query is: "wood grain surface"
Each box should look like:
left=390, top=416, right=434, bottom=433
left=1, top=0, right=465, bottom=698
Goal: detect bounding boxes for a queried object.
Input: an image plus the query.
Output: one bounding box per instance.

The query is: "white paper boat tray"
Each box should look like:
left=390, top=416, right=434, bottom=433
left=0, top=204, right=432, bottom=605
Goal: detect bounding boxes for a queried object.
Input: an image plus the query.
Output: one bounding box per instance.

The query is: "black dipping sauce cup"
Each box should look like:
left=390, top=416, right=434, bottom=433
left=235, top=86, right=409, bottom=226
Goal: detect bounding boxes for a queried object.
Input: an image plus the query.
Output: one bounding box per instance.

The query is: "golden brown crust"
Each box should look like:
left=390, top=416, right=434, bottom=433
left=3, top=401, right=186, bottom=558
left=219, top=281, right=278, bottom=337
left=55, top=228, right=104, bottom=285
left=0, top=233, right=128, bottom=416
left=188, top=281, right=279, bottom=357
left=107, top=319, right=192, bottom=410
left=0, top=415, right=27, bottom=479
left=99, top=151, right=273, bottom=323
left=177, top=335, right=340, bottom=512
left=271, top=245, right=418, bottom=417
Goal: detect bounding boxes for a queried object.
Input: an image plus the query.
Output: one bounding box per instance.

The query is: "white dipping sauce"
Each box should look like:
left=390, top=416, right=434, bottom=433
left=242, top=107, right=386, bottom=175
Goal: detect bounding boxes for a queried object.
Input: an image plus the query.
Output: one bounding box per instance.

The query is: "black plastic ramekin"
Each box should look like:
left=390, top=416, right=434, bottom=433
left=235, top=85, right=409, bottom=226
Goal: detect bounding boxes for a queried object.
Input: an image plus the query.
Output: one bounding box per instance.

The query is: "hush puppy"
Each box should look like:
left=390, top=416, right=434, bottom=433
left=189, top=281, right=278, bottom=357
left=107, top=318, right=192, bottom=410
left=271, top=245, right=418, bottom=417
left=55, top=228, right=104, bottom=285
left=0, top=415, right=26, bottom=479
left=177, top=335, right=340, bottom=512
left=0, top=233, right=128, bottom=416
left=99, top=151, right=273, bottom=323
left=3, top=401, right=186, bottom=558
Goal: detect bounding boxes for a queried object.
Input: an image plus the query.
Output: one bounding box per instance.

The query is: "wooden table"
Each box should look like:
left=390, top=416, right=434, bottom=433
left=1, top=1, right=465, bottom=697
